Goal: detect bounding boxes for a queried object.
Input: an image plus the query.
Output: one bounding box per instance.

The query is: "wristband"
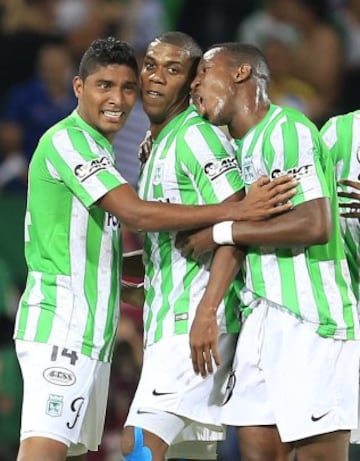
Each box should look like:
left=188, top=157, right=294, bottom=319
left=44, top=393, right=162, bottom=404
left=212, top=221, right=235, bottom=245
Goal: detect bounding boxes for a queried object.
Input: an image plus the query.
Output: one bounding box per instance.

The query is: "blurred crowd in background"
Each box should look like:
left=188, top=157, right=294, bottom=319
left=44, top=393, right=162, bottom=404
left=1, top=0, right=360, bottom=459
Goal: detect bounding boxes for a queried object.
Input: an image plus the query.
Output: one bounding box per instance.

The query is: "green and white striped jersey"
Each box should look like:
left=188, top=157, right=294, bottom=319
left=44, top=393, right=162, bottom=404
left=14, top=110, right=126, bottom=362
left=138, top=105, right=243, bottom=347
left=321, top=110, right=360, bottom=306
left=235, top=104, right=359, bottom=340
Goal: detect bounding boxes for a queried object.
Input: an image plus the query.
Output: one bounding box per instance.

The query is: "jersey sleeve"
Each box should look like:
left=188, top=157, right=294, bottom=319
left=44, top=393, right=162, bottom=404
left=267, top=119, right=329, bottom=208
left=176, top=122, right=244, bottom=204
left=45, top=127, right=127, bottom=208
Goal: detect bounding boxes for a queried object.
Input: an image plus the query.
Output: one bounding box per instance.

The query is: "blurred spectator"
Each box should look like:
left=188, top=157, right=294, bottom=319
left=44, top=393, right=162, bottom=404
left=0, top=0, right=65, bottom=105
left=333, top=0, right=360, bottom=111
left=335, top=0, right=360, bottom=69
left=280, top=0, right=343, bottom=126
left=0, top=152, right=27, bottom=193
left=0, top=43, right=76, bottom=191
left=236, top=0, right=299, bottom=49
left=116, top=0, right=165, bottom=51
left=55, top=0, right=130, bottom=62
left=237, top=0, right=343, bottom=126
left=264, top=38, right=325, bottom=120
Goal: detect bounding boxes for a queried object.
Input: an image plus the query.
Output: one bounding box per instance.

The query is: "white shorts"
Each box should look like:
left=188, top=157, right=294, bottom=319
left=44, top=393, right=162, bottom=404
left=125, top=333, right=237, bottom=445
left=16, top=340, right=110, bottom=457
left=350, top=367, right=360, bottom=444
left=221, top=300, right=360, bottom=442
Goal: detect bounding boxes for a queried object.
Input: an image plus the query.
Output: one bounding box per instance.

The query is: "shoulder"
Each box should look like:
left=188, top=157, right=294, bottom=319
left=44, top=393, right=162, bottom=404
left=179, top=108, right=231, bottom=144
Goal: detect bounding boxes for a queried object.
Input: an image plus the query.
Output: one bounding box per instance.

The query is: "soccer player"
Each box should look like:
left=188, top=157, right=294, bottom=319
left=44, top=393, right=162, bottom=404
left=13, top=37, right=296, bottom=461
left=179, top=42, right=360, bottom=461
left=320, top=112, right=360, bottom=458
left=121, top=31, right=244, bottom=461
left=321, top=113, right=360, bottom=304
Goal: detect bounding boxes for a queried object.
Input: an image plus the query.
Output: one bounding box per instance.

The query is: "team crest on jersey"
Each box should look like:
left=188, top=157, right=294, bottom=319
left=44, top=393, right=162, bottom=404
left=204, top=157, right=238, bottom=181
left=46, top=394, right=64, bottom=417
left=74, top=156, right=112, bottom=182
left=242, top=158, right=257, bottom=184
left=152, top=163, right=164, bottom=186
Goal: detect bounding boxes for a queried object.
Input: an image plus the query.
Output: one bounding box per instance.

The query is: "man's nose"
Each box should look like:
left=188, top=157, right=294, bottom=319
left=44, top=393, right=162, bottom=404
left=149, top=67, right=165, bottom=83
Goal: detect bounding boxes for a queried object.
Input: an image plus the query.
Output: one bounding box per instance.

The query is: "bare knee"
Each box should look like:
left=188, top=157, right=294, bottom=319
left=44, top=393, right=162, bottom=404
left=296, top=430, right=350, bottom=461
left=17, top=437, right=68, bottom=461
left=237, top=426, right=294, bottom=461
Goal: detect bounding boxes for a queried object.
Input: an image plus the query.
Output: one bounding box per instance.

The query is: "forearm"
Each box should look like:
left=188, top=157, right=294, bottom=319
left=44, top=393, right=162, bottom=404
left=231, top=198, right=331, bottom=247
left=124, top=200, right=236, bottom=232
left=99, top=183, right=238, bottom=232
left=199, top=245, right=245, bottom=312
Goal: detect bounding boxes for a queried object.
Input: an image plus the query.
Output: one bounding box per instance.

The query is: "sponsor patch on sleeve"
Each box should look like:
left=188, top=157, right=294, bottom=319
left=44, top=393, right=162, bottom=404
left=203, top=157, right=238, bottom=180
left=74, top=156, right=112, bottom=182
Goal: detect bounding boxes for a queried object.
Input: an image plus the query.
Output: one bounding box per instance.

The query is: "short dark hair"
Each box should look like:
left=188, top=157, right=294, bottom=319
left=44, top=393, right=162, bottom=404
left=78, top=37, right=138, bottom=80
left=208, top=42, right=271, bottom=84
left=151, top=31, right=203, bottom=80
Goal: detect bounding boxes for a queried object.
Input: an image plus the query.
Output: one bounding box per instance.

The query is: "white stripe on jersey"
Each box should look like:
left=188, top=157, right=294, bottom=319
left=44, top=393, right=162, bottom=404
left=321, top=119, right=337, bottom=149
left=260, top=247, right=282, bottom=302
left=46, top=159, right=61, bottom=179
left=295, top=123, right=324, bottom=201
left=93, top=222, right=116, bottom=356
left=143, top=233, right=165, bottom=346
left=48, top=274, right=74, bottom=345
left=23, top=272, right=44, bottom=341
left=67, top=196, right=89, bottom=351
left=319, top=260, right=350, bottom=336
left=293, top=250, right=320, bottom=324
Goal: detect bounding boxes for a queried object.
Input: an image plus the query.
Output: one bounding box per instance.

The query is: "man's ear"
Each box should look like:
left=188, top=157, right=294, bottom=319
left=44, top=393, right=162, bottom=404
left=72, top=76, right=83, bottom=98
left=234, top=64, right=252, bottom=83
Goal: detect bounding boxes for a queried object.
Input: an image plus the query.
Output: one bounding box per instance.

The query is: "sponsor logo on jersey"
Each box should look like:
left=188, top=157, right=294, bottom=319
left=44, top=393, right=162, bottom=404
left=46, top=394, right=64, bottom=417
left=271, top=164, right=314, bottom=180
left=74, top=156, right=112, bottom=182
left=204, top=157, right=238, bottom=180
left=43, top=367, right=76, bottom=386
left=67, top=397, right=85, bottom=429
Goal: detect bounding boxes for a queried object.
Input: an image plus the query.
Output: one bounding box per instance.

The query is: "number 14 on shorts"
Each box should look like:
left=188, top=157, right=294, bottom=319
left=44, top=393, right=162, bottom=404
left=50, top=345, right=79, bottom=365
